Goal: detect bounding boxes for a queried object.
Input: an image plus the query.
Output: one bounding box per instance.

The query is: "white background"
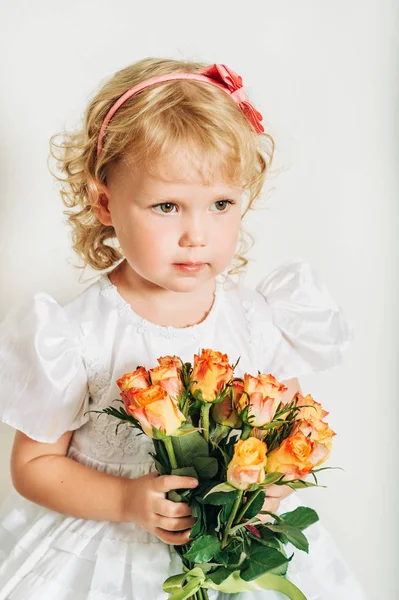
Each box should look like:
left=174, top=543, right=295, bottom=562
left=0, top=1, right=398, bottom=598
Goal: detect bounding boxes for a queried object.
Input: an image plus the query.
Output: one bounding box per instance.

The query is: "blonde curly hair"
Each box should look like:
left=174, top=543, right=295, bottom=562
left=49, top=57, right=275, bottom=275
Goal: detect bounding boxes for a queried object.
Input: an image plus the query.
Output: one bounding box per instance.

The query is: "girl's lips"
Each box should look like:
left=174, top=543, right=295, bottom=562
left=173, top=263, right=207, bottom=273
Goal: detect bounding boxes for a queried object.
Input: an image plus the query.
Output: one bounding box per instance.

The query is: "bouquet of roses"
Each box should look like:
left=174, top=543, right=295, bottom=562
left=98, top=349, right=335, bottom=600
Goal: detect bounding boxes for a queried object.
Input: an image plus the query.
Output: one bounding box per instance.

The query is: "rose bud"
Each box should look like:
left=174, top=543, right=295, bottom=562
left=117, top=367, right=151, bottom=411
left=211, top=391, right=242, bottom=429
left=236, top=373, right=287, bottom=427
left=127, top=385, right=185, bottom=438
left=190, top=349, right=233, bottom=402
left=295, top=418, right=336, bottom=454
left=149, top=363, right=183, bottom=401
left=227, top=437, right=267, bottom=491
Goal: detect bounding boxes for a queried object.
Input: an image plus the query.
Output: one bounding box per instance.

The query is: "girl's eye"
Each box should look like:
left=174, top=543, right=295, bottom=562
left=211, top=200, right=234, bottom=212
left=153, top=202, right=177, bottom=214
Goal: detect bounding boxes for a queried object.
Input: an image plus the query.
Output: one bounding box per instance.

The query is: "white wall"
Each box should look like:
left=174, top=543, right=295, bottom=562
left=0, top=1, right=397, bottom=598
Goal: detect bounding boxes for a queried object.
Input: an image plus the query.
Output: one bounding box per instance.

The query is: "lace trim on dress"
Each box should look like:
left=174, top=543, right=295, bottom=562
left=98, top=273, right=224, bottom=340
left=76, top=333, right=153, bottom=463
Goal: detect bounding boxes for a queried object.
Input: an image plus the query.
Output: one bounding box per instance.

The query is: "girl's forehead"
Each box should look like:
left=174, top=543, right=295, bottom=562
left=117, top=149, right=243, bottom=194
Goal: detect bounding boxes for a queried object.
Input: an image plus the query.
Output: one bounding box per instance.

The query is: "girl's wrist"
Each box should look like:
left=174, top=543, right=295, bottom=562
left=119, top=476, right=139, bottom=523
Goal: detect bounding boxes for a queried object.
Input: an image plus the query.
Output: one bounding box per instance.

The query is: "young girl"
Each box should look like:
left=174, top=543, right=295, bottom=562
left=0, top=58, right=365, bottom=600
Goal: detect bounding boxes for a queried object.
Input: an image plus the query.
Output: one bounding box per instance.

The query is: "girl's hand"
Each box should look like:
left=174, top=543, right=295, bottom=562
left=124, top=472, right=198, bottom=545
left=257, top=483, right=294, bottom=523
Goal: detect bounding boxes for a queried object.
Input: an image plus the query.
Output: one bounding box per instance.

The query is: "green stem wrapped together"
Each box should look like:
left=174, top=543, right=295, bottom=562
left=201, top=402, right=212, bottom=442
left=221, top=489, right=244, bottom=549
left=163, top=436, right=178, bottom=470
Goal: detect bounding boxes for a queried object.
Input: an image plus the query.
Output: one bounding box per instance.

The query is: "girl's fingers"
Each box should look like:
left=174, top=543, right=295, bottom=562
left=155, top=475, right=198, bottom=493
left=156, top=515, right=197, bottom=532
left=156, top=498, right=192, bottom=518
left=155, top=527, right=194, bottom=546
left=262, top=496, right=280, bottom=515
left=265, top=483, right=293, bottom=499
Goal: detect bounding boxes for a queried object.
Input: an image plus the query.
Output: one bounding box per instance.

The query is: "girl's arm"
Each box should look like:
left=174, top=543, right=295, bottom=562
left=10, top=431, right=198, bottom=545
left=11, top=430, right=129, bottom=521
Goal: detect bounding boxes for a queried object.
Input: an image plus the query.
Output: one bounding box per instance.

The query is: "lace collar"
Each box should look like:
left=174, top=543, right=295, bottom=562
left=98, top=273, right=225, bottom=340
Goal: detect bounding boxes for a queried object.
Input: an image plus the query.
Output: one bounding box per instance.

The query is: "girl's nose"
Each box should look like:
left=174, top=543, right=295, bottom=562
left=179, top=215, right=208, bottom=247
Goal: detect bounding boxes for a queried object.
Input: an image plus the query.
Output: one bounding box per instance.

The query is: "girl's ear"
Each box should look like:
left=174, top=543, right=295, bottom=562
left=93, top=188, right=113, bottom=226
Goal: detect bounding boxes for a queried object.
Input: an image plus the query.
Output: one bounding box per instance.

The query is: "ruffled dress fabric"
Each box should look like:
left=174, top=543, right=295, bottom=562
left=0, top=260, right=365, bottom=599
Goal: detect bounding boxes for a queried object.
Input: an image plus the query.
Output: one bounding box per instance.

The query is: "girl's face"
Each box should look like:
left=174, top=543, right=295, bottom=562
left=95, top=150, right=243, bottom=295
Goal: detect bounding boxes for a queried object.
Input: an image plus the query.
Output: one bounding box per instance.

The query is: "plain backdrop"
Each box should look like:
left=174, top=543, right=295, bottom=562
left=0, top=1, right=398, bottom=598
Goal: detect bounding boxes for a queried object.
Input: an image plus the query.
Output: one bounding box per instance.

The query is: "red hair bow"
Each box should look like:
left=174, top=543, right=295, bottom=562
left=200, top=64, right=264, bottom=133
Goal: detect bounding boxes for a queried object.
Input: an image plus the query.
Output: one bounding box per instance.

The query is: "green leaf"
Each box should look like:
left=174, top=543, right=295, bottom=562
left=279, top=506, right=319, bottom=530
left=260, top=419, right=292, bottom=430
left=243, top=491, right=266, bottom=519
left=171, top=431, right=210, bottom=465
left=184, top=535, right=222, bottom=563
left=203, top=482, right=237, bottom=499
left=150, top=457, right=167, bottom=475
left=247, top=527, right=281, bottom=550
left=215, top=505, right=224, bottom=534
left=171, top=466, right=198, bottom=478
left=192, top=456, right=219, bottom=478
left=229, top=543, right=245, bottom=567
left=261, top=472, right=285, bottom=486
left=229, top=517, right=260, bottom=536
left=167, top=490, right=183, bottom=502
left=312, top=466, right=343, bottom=473
left=207, top=567, right=232, bottom=584
left=203, top=490, right=239, bottom=506
left=171, top=424, right=200, bottom=437
left=266, top=524, right=310, bottom=553
left=189, top=500, right=205, bottom=539
left=213, top=549, right=230, bottom=567
left=241, top=546, right=291, bottom=581
left=152, top=438, right=169, bottom=468
left=278, top=480, right=322, bottom=490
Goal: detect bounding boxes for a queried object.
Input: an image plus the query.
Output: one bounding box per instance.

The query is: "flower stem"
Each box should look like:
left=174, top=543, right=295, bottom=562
left=234, top=488, right=263, bottom=525
left=241, top=424, right=252, bottom=440
left=163, top=436, right=178, bottom=470
left=201, top=402, right=212, bottom=442
left=221, top=489, right=244, bottom=549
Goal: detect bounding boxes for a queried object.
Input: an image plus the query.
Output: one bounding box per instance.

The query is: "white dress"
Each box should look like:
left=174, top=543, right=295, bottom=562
left=0, top=260, right=366, bottom=600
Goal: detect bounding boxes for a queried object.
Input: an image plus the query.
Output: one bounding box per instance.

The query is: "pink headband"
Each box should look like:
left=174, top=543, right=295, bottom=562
left=96, top=63, right=264, bottom=155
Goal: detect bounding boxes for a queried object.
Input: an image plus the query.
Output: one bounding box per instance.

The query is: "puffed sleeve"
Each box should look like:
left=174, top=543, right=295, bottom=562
left=0, top=293, right=89, bottom=443
left=255, top=260, right=352, bottom=381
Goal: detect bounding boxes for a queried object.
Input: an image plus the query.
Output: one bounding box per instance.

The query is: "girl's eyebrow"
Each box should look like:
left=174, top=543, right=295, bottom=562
left=147, top=191, right=241, bottom=203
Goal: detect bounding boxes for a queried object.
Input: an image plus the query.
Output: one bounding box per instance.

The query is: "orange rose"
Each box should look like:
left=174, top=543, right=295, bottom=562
left=296, top=393, right=329, bottom=423
left=266, top=430, right=329, bottom=480
left=236, top=373, right=288, bottom=427
left=296, top=418, right=336, bottom=454
left=127, top=385, right=185, bottom=437
left=190, top=349, right=233, bottom=402
left=211, top=380, right=243, bottom=428
left=117, top=367, right=150, bottom=412
left=157, top=355, right=183, bottom=369
left=227, top=437, right=267, bottom=490
left=157, top=356, right=182, bottom=369
left=294, top=393, right=335, bottom=463
left=149, top=363, right=183, bottom=401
